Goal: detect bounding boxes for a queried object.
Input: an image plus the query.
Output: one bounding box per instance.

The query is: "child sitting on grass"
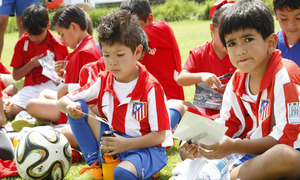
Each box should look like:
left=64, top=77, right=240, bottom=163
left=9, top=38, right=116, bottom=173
left=57, top=10, right=173, bottom=180
left=274, top=0, right=300, bottom=66
left=181, top=0, right=300, bottom=179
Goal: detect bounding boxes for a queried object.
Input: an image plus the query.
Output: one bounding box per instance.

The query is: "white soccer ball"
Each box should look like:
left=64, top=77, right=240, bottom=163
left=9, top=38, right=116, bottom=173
left=14, top=127, right=72, bottom=180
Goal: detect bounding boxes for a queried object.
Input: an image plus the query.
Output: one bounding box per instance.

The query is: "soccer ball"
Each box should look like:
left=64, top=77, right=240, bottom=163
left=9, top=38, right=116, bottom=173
left=14, top=127, right=72, bottom=180
left=46, top=0, right=64, bottom=11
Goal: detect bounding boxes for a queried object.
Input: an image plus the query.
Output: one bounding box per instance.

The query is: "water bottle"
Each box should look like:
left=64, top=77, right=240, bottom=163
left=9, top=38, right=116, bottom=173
left=197, top=153, right=243, bottom=180
left=101, top=131, right=120, bottom=180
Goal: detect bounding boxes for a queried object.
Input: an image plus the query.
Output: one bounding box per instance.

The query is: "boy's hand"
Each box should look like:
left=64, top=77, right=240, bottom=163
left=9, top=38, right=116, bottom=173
left=30, top=54, right=44, bottom=68
left=100, top=133, right=128, bottom=156
left=198, top=136, right=235, bottom=159
left=201, top=73, right=221, bottom=89
left=55, top=60, right=67, bottom=77
left=66, top=102, right=85, bottom=119
left=180, top=141, right=202, bottom=159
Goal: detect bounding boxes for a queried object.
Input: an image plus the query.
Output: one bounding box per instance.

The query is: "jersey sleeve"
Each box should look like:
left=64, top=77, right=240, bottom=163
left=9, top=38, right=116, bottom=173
left=215, top=79, right=244, bottom=138
left=147, top=84, right=173, bottom=147
left=183, top=49, right=198, bottom=73
left=67, top=77, right=101, bottom=104
left=269, top=77, right=300, bottom=147
left=10, top=40, right=26, bottom=68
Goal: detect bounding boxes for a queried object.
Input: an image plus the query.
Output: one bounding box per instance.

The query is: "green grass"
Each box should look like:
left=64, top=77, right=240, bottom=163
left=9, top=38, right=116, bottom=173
left=2, top=19, right=281, bottom=179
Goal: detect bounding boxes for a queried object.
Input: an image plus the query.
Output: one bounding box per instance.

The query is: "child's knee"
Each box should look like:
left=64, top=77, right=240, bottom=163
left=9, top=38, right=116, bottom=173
left=114, top=166, right=138, bottom=180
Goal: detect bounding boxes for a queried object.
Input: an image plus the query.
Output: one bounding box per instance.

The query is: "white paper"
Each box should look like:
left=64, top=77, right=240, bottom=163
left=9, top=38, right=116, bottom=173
left=38, top=51, right=64, bottom=85
left=173, top=111, right=228, bottom=145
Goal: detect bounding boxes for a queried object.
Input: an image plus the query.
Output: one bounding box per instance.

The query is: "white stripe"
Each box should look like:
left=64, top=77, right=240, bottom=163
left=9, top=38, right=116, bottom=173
left=148, top=87, right=159, bottom=131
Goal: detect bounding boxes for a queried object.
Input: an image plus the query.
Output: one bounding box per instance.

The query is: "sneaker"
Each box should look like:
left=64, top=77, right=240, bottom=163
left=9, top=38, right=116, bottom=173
left=75, top=160, right=103, bottom=180
left=12, top=111, right=37, bottom=132
left=153, top=171, right=161, bottom=179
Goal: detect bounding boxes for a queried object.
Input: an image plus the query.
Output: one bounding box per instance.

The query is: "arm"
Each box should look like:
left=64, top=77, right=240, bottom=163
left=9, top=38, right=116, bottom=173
left=12, top=54, right=44, bottom=80
left=56, top=95, right=85, bottom=119
left=101, top=130, right=166, bottom=156
left=0, top=98, right=5, bottom=126
left=177, top=70, right=221, bottom=88
left=181, top=135, right=279, bottom=160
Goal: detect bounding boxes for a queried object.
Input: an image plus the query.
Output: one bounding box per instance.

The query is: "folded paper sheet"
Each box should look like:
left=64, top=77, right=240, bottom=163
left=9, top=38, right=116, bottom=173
left=173, top=111, right=228, bottom=145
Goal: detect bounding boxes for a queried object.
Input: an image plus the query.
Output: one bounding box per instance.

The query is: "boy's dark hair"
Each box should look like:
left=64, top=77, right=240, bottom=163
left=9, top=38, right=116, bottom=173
left=140, top=29, right=149, bottom=53
left=212, top=3, right=233, bottom=28
left=273, top=0, right=300, bottom=11
left=97, top=10, right=142, bottom=53
left=219, top=0, right=274, bottom=47
left=120, top=0, right=152, bottom=22
left=51, top=4, right=86, bottom=30
left=22, top=4, right=49, bottom=35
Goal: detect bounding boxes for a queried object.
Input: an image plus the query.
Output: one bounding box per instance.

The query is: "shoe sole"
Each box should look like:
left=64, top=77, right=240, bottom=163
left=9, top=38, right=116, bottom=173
left=11, top=119, right=36, bottom=132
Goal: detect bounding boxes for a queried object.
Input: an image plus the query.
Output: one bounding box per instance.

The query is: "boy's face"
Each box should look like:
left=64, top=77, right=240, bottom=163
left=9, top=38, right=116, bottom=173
left=275, top=8, right=300, bottom=43
left=102, top=43, right=142, bottom=83
left=224, top=28, right=276, bottom=75
left=27, top=29, right=47, bottom=45
left=54, top=23, right=78, bottom=49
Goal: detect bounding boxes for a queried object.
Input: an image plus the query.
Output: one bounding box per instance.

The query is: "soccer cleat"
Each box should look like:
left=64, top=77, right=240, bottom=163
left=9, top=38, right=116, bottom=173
left=12, top=111, right=38, bottom=132
left=152, top=171, right=161, bottom=179
left=76, top=160, right=103, bottom=180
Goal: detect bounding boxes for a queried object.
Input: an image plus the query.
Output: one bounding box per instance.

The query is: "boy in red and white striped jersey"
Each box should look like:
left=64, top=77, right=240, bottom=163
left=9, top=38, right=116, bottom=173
left=181, top=0, right=300, bottom=179
left=57, top=10, right=173, bottom=180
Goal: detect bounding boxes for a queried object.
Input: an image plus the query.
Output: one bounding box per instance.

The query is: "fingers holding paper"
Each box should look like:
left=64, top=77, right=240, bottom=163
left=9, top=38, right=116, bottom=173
left=180, top=141, right=202, bottom=159
left=198, top=136, right=236, bottom=159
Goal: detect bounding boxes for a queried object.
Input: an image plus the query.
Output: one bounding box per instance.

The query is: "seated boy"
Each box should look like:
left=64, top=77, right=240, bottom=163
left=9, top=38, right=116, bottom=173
left=274, top=0, right=300, bottom=66
left=4, top=4, right=68, bottom=120
left=57, top=10, right=173, bottom=180
left=181, top=0, right=300, bottom=179
left=120, top=0, right=184, bottom=101
left=25, top=5, right=101, bottom=126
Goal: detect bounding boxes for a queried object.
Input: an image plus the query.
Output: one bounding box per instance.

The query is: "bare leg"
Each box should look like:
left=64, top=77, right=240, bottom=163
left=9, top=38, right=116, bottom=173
left=26, top=98, right=60, bottom=123
left=3, top=84, right=18, bottom=98
left=0, top=15, right=9, bottom=58
left=38, top=89, right=58, bottom=100
left=231, top=144, right=300, bottom=180
left=61, top=125, right=78, bottom=149
left=4, top=100, right=24, bottom=120
left=16, top=16, right=24, bottom=38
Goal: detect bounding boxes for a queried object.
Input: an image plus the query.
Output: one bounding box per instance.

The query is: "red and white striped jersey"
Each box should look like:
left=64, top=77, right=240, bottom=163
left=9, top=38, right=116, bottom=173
left=216, top=50, right=300, bottom=148
left=68, top=62, right=173, bottom=147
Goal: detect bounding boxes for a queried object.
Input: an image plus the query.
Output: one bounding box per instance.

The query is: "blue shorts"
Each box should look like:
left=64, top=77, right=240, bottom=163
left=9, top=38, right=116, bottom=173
left=0, top=0, right=40, bottom=16
left=100, top=130, right=168, bottom=180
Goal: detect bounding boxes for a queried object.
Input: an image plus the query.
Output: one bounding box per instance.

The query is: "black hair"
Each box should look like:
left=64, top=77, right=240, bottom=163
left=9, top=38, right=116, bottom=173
left=51, top=4, right=86, bottom=30
left=273, top=0, right=300, bottom=11
left=211, top=3, right=233, bottom=28
left=140, top=29, right=149, bottom=53
left=120, top=0, right=152, bottom=23
left=22, top=4, right=49, bottom=35
left=97, top=10, right=142, bottom=53
left=219, top=0, right=274, bottom=47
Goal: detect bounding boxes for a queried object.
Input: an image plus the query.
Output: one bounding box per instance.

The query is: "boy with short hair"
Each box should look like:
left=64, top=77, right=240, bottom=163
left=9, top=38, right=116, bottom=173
left=120, top=0, right=184, bottom=101
left=5, top=4, right=68, bottom=120
left=274, top=0, right=300, bottom=66
left=25, top=4, right=101, bottom=126
left=57, top=10, right=173, bottom=180
left=181, top=0, right=300, bottom=179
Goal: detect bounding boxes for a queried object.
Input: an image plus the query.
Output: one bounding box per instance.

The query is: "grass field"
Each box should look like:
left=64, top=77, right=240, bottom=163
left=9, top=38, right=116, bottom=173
left=2, top=19, right=280, bottom=179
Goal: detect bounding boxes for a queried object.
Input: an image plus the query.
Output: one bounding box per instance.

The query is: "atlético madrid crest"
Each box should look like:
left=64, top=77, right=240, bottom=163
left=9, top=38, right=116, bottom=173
left=259, top=99, right=270, bottom=121
left=132, top=102, right=147, bottom=121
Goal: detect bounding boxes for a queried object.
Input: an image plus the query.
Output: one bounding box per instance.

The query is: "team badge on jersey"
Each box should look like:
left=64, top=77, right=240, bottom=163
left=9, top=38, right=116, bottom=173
left=288, top=102, right=300, bottom=124
left=259, top=100, right=270, bottom=121
left=132, top=102, right=147, bottom=121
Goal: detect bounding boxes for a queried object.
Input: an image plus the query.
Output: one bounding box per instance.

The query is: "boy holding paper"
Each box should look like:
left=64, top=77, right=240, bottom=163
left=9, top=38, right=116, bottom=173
left=181, top=0, right=300, bottom=179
